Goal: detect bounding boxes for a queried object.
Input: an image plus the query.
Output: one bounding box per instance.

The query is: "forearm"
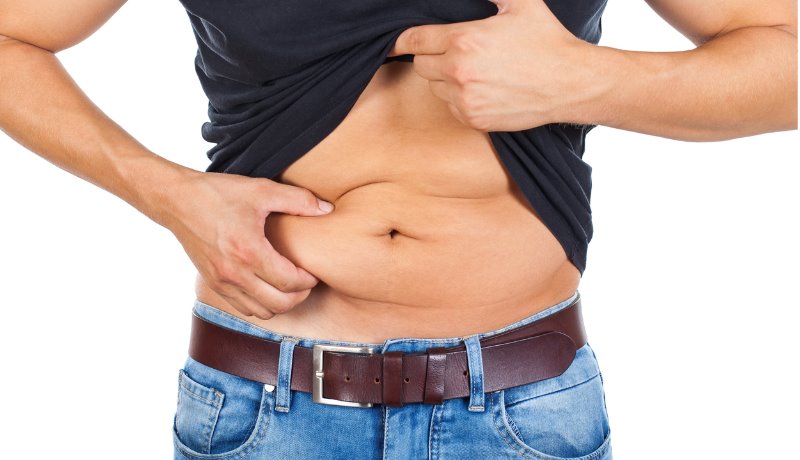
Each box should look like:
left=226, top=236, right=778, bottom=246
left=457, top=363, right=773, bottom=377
left=0, top=36, right=198, bottom=229
left=565, top=25, right=797, bottom=141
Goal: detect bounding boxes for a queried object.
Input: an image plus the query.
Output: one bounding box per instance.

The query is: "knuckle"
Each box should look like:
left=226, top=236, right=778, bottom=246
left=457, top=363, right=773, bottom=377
left=449, top=63, right=474, bottom=86
left=252, top=309, right=275, bottom=320
left=256, top=178, right=277, bottom=193
left=459, top=108, right=478, bottom=128
left=464, top=114, right=487, bottom=131
left=256, top=183, right=278, bottom=204
left=270, top=296, right=297, bottom=314
left=206, top=276, right=225, bottom=292
left=289, top=289, right=312, bottom=305
left=221, top=235, right=256, bottom=266
left=293, top=288, right=313, bottom=304
left=232, top=244, right=256, bottom=266
left=271, top=275, right=296, bottom=293
left=449, top=29, right=477, bottom=52
left=408, top=30, right=423, bottom=54
left=210, top=280, right=237, bottom=300
left=235, top=305, right=256, bottom=317
left=456, top=95, right=486, bottom=129
left=268, top=303, right=291, bottom=315
left=299, top=188, right=319, bottom=209
left=455, top=91, right=474, bottom=112
left=211, top=259, right=239, bottom=285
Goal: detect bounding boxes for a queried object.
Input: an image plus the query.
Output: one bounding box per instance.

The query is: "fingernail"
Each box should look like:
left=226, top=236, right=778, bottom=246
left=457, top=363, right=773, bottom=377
left=318, top=200, right=334, bottom=212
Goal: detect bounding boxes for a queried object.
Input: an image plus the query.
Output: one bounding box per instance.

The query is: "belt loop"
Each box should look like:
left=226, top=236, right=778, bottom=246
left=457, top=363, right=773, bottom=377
left=382, top=351, right=405, bottom=407
left=423, top=346, right=447, bottom=405
left=275, top=337, right=299, bottom=413
left=463, top=335, right=485, bottom=412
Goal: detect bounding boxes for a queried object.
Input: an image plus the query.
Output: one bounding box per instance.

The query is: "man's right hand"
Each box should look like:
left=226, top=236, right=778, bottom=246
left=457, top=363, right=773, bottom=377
left=0, top=0, right=334, bottom=321
left=162, top=170, right=335, bottom=320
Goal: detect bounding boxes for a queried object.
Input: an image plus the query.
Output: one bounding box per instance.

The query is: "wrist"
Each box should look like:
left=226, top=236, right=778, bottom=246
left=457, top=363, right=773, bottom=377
left=549, top=41, right=622, bottom=128
left=117, top=152, right=202, bottom=231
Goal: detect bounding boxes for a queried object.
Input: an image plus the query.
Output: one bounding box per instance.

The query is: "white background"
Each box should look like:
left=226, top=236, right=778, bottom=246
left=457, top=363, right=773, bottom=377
left=1, top=1, right=797, bottom=458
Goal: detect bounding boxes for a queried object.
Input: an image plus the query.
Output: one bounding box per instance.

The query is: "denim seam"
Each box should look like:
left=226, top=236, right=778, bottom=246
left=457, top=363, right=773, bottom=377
left=491, top=387, right=611, bottom=460
left=179, top=373, right=224, bottom=407
left=193, top=306, right=288, bottom=339
left=505, top=371, right=601, bottom=408
left=275, top=338, right=298, bottom=412
left=177, top=371, right=224, bottom=454
left=194, top=290, right=578, bottom=350
left=491, top=391, right=540, bottom=459
left=193, top=303, right=386, bottom=348
left=173, top=385, right=274, bottom=460
left=465, top=335, right=485, bottom=411
left=428, top=403, right=443, bottom=460
left=475, top=291, right=579, bottom=340
left=193, top=304, right=294, bottom=340
left=205, top=400, right=220, bottom=454
left=382, top=292, right=578, bottom=347
left=383, top=406, right=392, bottom=457
left=176, top=389, right=217, bottom=455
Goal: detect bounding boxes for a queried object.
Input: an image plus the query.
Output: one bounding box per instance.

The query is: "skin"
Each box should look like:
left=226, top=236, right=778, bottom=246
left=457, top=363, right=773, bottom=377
left=388, top=0, right=797, bottom=137
left=0, top=0, right=796, bottom=342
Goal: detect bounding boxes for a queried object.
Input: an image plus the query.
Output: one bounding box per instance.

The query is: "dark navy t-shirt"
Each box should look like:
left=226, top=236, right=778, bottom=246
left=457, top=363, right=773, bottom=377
left=176, top=0, right=609, bottom=275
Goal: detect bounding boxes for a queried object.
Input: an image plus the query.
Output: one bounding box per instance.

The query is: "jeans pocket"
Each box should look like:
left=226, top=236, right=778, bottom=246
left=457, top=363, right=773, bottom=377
left=175, top=369, right=224, bottom=454
left=173, top=358, right=275, bottom=460
left=492, top=345, right=612, bottom=459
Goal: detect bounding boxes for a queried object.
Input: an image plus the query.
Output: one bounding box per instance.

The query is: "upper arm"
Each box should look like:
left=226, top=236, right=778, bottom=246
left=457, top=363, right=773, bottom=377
left=0, top=0, right=128, bottom=53
left=643, top=0, right=797, bottom=46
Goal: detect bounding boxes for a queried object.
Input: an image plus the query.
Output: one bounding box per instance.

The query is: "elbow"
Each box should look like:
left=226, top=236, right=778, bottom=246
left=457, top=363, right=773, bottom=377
left=694, top=21, right=798, bottom=48
left=0, top=31, right=63, bottom=54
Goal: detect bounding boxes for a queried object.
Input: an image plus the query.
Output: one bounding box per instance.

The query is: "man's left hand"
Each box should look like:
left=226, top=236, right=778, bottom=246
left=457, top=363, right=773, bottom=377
left=388, top=0, right=593, bottom=132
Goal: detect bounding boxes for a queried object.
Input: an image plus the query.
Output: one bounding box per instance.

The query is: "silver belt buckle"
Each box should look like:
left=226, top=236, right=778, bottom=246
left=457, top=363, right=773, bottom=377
left=312, top=343, right=377, bottom=407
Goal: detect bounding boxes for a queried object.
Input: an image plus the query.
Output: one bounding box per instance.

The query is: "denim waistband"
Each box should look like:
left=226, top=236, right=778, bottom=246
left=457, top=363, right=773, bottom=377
left=191, top=289, right=581, bottom=354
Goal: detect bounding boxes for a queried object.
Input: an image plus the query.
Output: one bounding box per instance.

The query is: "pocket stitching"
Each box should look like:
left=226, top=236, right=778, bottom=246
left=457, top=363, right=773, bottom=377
left=503, top=345, right=600, bottom=408
left=491, top=391, right=543, bottom=460
left=174, top=380, right=274, bottom=460
left=491, top=379, right=611, bottom=460
left=177, top=370, right=225, bottom=454
left=179, top=370, right=225, bottom=407
left=504, top=370, right=600, bottom=409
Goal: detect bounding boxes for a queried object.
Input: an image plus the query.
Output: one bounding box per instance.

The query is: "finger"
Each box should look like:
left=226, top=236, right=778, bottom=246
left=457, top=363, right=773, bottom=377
left=409, top=53, right=448, bottom=83
left=210, top=282, right=270, bottom=319
left=253, top=237, right=320, bottom=292
left=391, top=22, right=462, bottom=57
left=213, top=273, right=311, bottom=320
left=241, top=271, right=313, bottom=317
left=215, top=284, right=276, bottom=320
left=263, top=181, right=334, bottom=216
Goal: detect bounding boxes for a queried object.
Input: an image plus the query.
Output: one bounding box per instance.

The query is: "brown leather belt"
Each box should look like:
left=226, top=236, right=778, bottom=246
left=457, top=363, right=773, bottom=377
left=188, top=294, right=587, bottom=408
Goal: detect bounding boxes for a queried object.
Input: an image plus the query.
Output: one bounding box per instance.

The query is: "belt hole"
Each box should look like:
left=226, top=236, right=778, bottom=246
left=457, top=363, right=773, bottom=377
left=374, top=377, right=380, bottom=383
left=463, top=370, right=468, bottom=376
left=344, top=375, right=350, bottom=382
left=404, top=377, right=410, bottom=383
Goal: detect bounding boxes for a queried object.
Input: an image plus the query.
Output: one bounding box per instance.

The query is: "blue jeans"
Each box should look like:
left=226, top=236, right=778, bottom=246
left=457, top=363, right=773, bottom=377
left=173, top=290, right=612, bottom=459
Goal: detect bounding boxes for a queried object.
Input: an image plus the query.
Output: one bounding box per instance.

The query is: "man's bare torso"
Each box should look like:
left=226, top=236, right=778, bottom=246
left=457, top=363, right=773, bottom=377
left=196, top=59, right=581, bottom=343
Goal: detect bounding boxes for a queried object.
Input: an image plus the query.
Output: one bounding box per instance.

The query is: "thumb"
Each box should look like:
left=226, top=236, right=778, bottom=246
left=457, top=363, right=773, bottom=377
left=389, top=22, right=462, bottom=57
left=265, top=182, right=335, bottom=216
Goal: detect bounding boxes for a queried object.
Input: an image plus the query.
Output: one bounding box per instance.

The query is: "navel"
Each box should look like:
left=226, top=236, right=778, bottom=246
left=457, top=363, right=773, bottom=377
left=385, top=227, right=419, bottom=241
